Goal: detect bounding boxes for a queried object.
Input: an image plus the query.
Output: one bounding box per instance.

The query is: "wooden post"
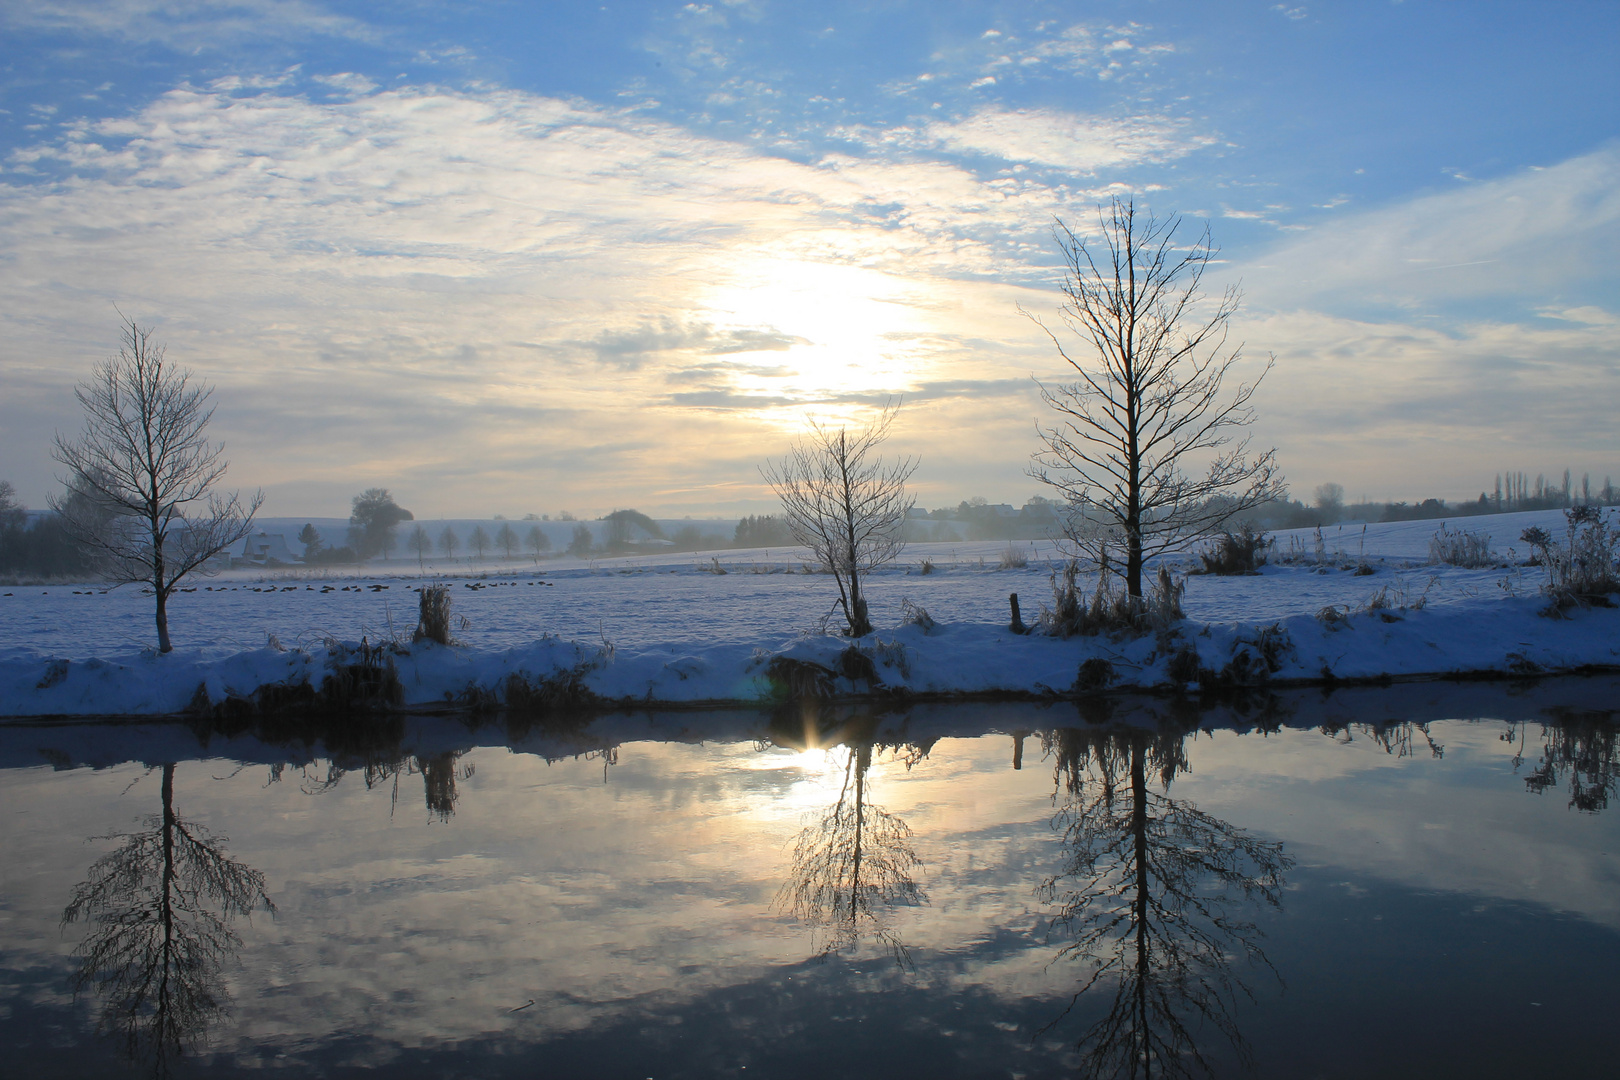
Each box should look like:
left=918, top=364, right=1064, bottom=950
left=1009, top=592, right=1027, bottom=634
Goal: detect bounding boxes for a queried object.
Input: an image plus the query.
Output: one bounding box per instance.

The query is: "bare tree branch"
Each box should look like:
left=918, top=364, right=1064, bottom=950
left=51, top=316, right=262, bottom=652
left=762, top=403, right=916, bottom=637
left=1025, top=200, right=1284, bottom=597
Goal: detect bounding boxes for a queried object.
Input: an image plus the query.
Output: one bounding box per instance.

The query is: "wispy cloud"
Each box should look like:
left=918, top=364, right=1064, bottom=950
left=0, top=83, right=1064, bottom=514
left=921, top=107, right=1215, bottom=174
left=1, top=0, right=376, bottom=48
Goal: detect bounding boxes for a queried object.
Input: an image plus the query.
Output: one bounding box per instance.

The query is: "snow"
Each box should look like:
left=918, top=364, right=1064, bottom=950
left=2, top=508, right=1615, bottom=717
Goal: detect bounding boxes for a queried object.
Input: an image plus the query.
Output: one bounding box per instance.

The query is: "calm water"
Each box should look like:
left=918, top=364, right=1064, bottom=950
left=2, top=679, right=1617, bottom=1079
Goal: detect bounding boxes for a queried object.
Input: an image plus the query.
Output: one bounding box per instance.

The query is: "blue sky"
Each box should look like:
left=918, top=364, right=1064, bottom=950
left=1, top=0, right=1616, bottom=518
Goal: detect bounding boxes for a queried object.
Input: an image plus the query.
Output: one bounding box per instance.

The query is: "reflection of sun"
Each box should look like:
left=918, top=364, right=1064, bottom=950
left=697, top=256, right=933, bottom=408
left=747, top=744, right=896, bottom=818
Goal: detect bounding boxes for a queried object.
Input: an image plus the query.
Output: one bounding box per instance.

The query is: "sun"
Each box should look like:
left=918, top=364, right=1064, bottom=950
left=695, top=255, right=935, bottom=405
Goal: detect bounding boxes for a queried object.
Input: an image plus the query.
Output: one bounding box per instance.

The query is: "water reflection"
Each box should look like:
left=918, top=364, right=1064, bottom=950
left=1507, top=712, right=1619, bottom=812
left=60, top=763, right=274, bottom=1076
left=1038, top=725, right=1293, bottom=1079
left=771, top=709, right=928, bottom=966
left=1319, top=718, right=1444, bottom=759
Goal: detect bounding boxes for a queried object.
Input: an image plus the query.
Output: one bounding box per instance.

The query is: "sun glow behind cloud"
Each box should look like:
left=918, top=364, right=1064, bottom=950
left=1, top=1, right=1616, bottom=516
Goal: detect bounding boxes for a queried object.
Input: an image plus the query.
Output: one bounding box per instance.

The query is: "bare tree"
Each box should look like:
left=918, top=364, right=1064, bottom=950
left=495, top=522, right=519, bottom=560
left=763, top=404, right=916, bottom=637
left=438, top=525, right=460, bottom=563
left=1026, top=200, right=1283, bottom=597
left=525, top=523, right=550, bottom=560
left=468, top=524, right=491, bottom=561
left=52, top=317, right=262, bottom=652
left=408, top=523, right=432, bottom=572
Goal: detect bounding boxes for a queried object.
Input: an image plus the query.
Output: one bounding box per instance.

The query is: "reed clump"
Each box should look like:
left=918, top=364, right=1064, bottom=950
left=1038, top=561, right=1184, bottom=638
left=414, top=584, right=455, bottom=645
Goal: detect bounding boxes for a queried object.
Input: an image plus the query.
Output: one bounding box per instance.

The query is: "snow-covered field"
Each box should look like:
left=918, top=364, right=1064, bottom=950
left=2, top=508, right=1616, bottom=716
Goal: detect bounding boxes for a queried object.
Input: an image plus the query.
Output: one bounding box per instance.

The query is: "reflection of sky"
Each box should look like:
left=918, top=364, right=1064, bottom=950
left=1, top=710, right=1617, bottom=1074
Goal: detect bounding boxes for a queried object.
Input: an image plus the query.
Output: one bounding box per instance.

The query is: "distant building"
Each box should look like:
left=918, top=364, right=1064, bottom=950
left=229, top=532, right=296, bottom=567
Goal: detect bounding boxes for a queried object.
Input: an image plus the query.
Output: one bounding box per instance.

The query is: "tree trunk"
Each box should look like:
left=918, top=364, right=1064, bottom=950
left=155, top=587, right=173, bottom=653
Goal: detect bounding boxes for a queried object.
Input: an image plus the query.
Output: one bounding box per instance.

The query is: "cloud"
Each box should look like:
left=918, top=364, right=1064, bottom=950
left=1240, top=143, right=1620, bottom=316
left=922, top=107, right=1215, bottom=175
left=580, top=319, right=808, bottom=369
left=2, top=75, right=1612, bottom=515
left=0, top=83, right=1064, bottom=515
left=1222, top=147, right=1620, bottom=495
left=0, top=0, right=375, bottom=48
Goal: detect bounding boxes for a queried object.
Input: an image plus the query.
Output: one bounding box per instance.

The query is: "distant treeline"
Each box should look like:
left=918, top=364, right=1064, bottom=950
left=1249, top=470, right=1620, bottom=531
left=6, top=466, right=1617, bottom=577
left=0, top=482, right=95, bottom=580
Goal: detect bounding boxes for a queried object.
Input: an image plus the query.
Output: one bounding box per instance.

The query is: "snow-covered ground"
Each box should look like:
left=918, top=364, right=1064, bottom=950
left=2, top=508, right=1615, bottom=716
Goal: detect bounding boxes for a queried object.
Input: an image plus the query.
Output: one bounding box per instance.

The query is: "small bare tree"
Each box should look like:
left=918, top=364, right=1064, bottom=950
left=1026, top=199, right=1282, bottom=597
left=763, top=404, right=916, bottom=637
left=52, top=317, right=261, bottom=652
left=468, top=524, right=491, bottom=561
left=495, top=522, right=519, bottom=560
left=408, top=524, right=432, bottom=572
left=438, top=525, right=460, bottom=563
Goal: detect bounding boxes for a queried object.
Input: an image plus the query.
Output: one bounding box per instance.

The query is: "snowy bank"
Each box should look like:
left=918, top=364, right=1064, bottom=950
left=3, top=592, right=1617, bottom=718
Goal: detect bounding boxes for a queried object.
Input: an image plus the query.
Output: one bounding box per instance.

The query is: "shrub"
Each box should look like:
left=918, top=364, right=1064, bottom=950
left=1194, top=521, right=1271, bottom=575
left=1075, top=657, right=1115, bottom=693
left=318, top=640, right=404, bottom=711
left=1524, top=507, right=1620, bottom=613
left=917, top=557, right=935, bottom=575
left=999, top=545, right=1030, bottom=569
left=1429, top=525, right=1494, bottom=568
left=1038, top=561, right=1184, bottom=638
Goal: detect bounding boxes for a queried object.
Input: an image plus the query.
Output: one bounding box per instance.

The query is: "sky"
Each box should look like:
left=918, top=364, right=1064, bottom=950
left=0, top=0, right=1615, bottom=520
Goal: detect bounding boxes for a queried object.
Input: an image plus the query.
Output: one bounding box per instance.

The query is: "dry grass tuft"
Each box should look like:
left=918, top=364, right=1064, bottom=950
left=413, top=584, right=455, bottom=645
left=1037, top=561, right=1184, bottom=638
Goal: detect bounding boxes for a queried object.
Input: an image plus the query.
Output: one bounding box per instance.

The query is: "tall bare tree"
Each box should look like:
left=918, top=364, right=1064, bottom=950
left=52, top=317, right=261, bottom=652
left=1026, top=200, right=1283, bottom=597
left=763, top=404, right=916, bottom=637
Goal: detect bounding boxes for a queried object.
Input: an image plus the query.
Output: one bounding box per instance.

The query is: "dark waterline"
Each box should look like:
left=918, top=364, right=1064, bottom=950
left=2, top=677, right=1617, bottom=1079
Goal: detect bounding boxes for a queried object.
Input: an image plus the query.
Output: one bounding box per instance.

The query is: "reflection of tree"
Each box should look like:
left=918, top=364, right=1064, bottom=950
left=291, top=749, right=477, bottom=819
left=1038, top=726, right=1292, bottom=1079
left=61, top=763, right=274, bottom=1076
left=417, top=751, right=476, bottom=820
left=774, top=716, right=926, bottom=966
left=1506, top=714, right=1618, bottom=812
left=1319, top=720, right=1444, bottom=759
